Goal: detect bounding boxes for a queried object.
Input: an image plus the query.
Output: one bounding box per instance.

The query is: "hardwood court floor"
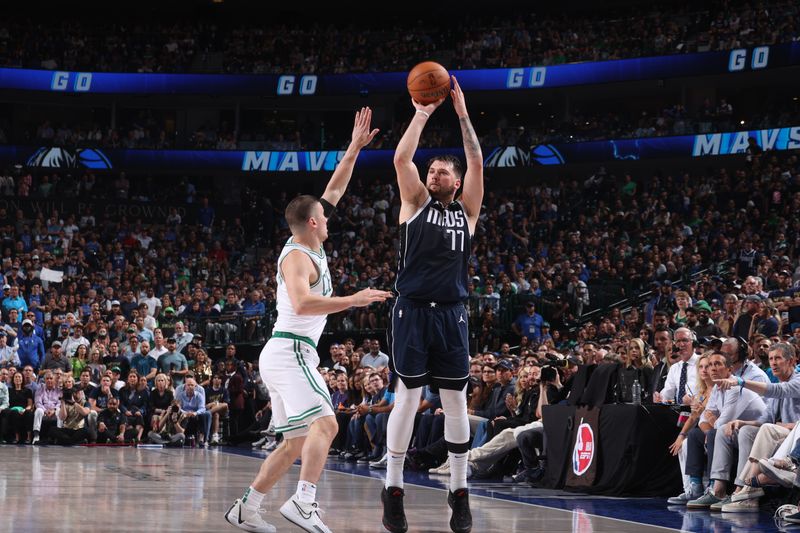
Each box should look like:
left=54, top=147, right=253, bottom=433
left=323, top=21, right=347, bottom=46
left=0, top=446, right=682, bottom=533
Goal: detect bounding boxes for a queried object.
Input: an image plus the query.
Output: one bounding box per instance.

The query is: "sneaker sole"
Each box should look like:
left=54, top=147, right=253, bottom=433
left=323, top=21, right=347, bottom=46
left=685, top=502, right=714, bottom=509
left=448, top=494, right=472, bottom=533
left=721, top=506, right=759, bottom=513
left=709, top=501, right=730, bottom=512
left=666, top=498, right=689, bottom=505
left=730, top=488, right=765, bottom=502
left=224, top=502, right=276, bottom=533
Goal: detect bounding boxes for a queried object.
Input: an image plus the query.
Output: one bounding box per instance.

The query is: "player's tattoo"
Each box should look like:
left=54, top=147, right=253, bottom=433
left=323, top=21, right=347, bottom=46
left=459, top=117, right=480, bottom=158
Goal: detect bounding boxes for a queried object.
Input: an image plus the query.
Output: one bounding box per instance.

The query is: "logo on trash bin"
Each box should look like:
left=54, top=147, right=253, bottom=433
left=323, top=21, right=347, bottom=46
left=572, top=420, right=595, bottom=476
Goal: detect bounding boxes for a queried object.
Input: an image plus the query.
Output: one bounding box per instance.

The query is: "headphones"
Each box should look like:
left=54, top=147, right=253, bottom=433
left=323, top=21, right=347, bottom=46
left=672, top=327, right=698, bottom=353
left=736, top=336, right=749, bottom=362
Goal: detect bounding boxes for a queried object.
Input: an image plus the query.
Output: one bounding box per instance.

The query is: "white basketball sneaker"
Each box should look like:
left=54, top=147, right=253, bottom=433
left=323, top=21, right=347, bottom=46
left=279, top=495, right=332, bottom=533
left=224, top=499, right=277, bottom=533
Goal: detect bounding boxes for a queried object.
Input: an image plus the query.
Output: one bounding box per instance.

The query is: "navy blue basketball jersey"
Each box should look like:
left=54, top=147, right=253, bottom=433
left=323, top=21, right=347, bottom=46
left=395, top=196, right=471, bottom=302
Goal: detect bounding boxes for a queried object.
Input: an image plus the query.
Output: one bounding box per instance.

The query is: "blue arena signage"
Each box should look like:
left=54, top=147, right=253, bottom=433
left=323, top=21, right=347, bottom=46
left=0, top=43, right=796, bottom=96
left=0, top=126, right=796, bottom=172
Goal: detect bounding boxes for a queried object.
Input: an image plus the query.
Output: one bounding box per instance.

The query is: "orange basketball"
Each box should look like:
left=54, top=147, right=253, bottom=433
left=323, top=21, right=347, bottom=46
left=407, top=61, right=450, bottom=105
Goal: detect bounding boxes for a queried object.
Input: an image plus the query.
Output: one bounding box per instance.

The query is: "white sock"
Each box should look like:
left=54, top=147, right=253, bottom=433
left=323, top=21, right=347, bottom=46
left=241, top=486, right=265, bottom=514
left=449, top=451, right=469, bottom=491
left=296, top=480, right=317, bottom=504
left=385, top=452, right=406, bottom=489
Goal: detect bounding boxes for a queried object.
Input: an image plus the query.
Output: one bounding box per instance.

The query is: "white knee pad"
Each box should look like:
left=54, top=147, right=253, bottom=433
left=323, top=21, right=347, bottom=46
left=440, top=385, right=470, bottom=452
left=386, top=379, right=422, bottom=454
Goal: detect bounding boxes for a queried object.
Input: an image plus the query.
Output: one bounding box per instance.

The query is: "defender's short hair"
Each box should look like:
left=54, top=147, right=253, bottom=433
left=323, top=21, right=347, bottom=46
left=285, top=195, right=321, bottom=233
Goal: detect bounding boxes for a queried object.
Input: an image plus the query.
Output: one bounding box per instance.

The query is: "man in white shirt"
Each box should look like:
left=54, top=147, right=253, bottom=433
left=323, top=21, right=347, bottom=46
left=61, top=323, right=90, bottom=358
left=139, top=287, right=161, bottom=318
left=656, top=327, right=698, bottom=405
left=148, top=331, right=168, bottom=362
left=684, top=353, right=768, bottom=509
left=360, top=339, right=389, bottom=369
left=173, top=321, right=194, bottom=354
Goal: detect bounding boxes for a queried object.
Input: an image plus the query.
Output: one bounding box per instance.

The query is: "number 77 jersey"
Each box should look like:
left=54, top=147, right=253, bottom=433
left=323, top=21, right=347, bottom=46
left=395, top=196, right=471, bottom=303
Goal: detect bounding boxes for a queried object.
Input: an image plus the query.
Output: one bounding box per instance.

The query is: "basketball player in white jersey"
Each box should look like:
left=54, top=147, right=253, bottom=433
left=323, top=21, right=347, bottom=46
left=225, top=108, right=391, bottom=533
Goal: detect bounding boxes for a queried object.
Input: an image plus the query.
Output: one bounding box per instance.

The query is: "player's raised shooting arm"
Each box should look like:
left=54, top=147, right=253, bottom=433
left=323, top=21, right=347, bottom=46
left=451, top=76, right=483, bottom=224
left=281, top=251, right=391, bottom=315
left=393, top=98, right=444, bottom=208
left=321, top=107, right=379, bottom=208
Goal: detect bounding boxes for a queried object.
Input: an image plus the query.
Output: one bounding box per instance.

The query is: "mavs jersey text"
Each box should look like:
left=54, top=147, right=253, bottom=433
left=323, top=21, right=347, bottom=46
left=395, top=196, right=471, bottom=303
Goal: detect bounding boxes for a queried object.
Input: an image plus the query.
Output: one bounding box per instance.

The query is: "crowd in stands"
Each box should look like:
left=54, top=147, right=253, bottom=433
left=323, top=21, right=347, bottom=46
left=14, top=94, right=800, bottom=154
left=0, top=1, right=797, bottom=74
left=0, top=139, right=799, bottom=519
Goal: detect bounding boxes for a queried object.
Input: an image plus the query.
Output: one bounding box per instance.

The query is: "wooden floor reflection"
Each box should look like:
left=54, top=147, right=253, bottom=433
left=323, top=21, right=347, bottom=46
left=0, top=446, right=679, bottom=532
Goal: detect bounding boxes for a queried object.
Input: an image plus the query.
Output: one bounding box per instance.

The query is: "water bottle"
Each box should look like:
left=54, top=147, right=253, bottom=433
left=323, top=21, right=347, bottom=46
left=632, top=379, right=642, bottom=405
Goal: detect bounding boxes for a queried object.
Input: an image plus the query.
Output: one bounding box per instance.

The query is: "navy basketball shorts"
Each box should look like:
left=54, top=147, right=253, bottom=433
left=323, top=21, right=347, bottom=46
left=387, top=297, right=470, bottom=391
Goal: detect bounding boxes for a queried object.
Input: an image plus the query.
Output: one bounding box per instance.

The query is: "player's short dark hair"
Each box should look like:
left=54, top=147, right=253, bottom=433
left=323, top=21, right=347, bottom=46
left=426, top=155, right=464, bottom=180
left=285, top=194, right=321, bottom=233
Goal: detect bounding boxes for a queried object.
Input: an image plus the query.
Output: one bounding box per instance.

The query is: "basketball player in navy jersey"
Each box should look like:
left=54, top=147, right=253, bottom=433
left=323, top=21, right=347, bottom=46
left=381, top=76, right=482, bottom=533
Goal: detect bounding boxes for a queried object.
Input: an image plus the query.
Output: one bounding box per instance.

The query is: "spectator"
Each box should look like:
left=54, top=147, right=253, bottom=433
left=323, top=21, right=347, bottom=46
left=204, top=373, right=230, bottom=445
left=242, top=290, right=265, bottom=341
left=0, top=371, right=33, bottom=443
left=62, top=323, right=90, bottom=358
left=655, top=328, right=698, bottom=405
left=32, top=370, right=61, bottom=444
left=512, top=301, right=544, bottom=344
left=40, top=340, right=70, bottom=375
left=17, top=319, right=45, bottom=372
left=0, top=331, right=20, bottom=368
left=157, top=337, right=189, bottom=388
left=119, top=369, right=148, bottom=442
left=360, top=339, right=389, bottom=369
left=172, top=321, right=194, bottom=353
left=175, top=376, right=211, bottom=447
left=96, top=396, right=133, bottom=443
left=148, top=373, right=174, bottom=431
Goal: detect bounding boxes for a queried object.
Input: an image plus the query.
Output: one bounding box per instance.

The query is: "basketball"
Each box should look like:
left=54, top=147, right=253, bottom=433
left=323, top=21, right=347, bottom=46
left=407, top=61, right=451, bottom=105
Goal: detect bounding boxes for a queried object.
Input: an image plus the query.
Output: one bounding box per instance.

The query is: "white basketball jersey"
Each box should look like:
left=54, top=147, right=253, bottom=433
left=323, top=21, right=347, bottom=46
left=273, top=237, right=333, bottom=345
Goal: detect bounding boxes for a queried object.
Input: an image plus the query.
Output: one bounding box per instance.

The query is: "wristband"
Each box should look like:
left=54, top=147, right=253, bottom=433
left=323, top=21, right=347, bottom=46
left=736, top=377, right=744, bottom=387
left=415, top=109, right=430, bottom=118
left=679, top=432, right=687, bottom=438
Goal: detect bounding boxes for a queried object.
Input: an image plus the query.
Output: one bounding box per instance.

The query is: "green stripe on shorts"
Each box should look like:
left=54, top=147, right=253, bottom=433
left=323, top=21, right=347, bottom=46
left=272, top=330, right=317, bottom=349
left=293, top=340, right=334, bottom=410
left=286, top=405, right=323, bottom=423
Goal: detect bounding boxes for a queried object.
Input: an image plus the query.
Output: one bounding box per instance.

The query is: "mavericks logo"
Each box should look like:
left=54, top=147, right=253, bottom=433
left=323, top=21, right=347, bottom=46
left=572, top=420, right=595, bottom=476
left=26, top=147, right=113, bottom=169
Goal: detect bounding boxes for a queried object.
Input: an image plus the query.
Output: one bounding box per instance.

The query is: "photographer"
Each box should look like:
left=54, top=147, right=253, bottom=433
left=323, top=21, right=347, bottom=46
left=430, top=364, right=561, bottom=481
left=513, top=363, right=564, bottom=483
left=148, top=400, right=186, bottom=446
left=49, top=387, right=90, bottom=445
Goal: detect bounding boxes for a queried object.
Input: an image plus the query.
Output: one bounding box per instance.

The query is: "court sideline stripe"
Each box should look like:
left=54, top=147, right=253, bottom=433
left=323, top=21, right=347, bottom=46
left=216, top=447, right=681, bottom=533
